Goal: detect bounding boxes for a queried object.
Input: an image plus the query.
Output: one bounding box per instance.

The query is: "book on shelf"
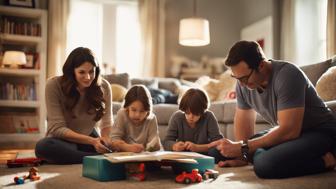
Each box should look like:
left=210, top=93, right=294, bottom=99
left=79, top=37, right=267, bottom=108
left=0, top=16, right=41, bottom=36
left=0, top=80, right=36, bottom=101
left=104, top=151, right=209, bottom=164
left=0, top=114, right=38, bottom=134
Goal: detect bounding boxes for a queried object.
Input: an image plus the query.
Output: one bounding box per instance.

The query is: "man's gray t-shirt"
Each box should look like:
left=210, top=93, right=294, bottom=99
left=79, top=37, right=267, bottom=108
left=236, top=60, right=335, bottom=130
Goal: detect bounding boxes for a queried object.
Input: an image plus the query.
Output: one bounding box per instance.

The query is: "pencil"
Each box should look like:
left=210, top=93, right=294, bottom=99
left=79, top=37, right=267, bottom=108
left=128, top=136, right=137, bottom=144
left=100, top=140, right=113, bottom=153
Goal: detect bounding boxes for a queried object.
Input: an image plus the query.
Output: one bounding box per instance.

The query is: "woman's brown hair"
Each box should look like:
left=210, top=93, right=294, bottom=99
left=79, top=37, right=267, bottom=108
left=61, top=47, right=105, bottom=121
left=123, top=85, right=152, bottom=113
left=179, top=88, right=209, bottom=115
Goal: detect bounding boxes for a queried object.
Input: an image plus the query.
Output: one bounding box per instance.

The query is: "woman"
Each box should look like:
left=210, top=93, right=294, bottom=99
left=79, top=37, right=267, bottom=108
left=35, top=47, right=113, bottom=164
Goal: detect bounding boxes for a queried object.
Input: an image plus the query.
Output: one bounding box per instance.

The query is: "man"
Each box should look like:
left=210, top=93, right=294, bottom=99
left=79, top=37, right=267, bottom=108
left=217, top=40, right=336, bottom=178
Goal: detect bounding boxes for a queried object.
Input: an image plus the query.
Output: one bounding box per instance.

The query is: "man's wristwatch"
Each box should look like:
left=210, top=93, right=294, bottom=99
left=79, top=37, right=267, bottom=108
left=241, top=140, right=249, bottom=162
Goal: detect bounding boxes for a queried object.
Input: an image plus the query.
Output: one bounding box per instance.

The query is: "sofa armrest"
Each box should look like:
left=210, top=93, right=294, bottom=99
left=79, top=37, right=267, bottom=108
left=220, top=100, right=267, bottom=124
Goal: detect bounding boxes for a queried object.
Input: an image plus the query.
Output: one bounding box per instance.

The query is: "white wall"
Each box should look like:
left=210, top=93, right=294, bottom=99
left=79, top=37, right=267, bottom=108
left=165, top=0, right=280, bottom=76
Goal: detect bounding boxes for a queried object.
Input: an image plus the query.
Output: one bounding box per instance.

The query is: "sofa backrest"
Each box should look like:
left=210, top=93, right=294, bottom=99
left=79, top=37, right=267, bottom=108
left=300, top=57, right=336, bottom=86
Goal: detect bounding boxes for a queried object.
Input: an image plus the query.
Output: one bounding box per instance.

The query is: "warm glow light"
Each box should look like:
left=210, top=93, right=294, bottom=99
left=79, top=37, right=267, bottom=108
left=2, top=51, right=27, bottom=68
left=179, top=18, right=210, bottom=46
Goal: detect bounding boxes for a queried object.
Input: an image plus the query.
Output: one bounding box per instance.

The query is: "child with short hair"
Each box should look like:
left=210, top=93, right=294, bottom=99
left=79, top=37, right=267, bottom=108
left=163, top=88, right=228, bottom=163
left=109, top=85, right=161, bottom=152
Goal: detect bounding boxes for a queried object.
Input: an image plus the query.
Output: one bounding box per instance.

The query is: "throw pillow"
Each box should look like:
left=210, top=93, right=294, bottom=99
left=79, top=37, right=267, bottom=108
left=111, top=84, right=127, bottom=102
left=214, top=71, right=237, bottom=101
left=193, top=71, right=237, bottom=102
left=316, top=66, right=336, bottom=101
left=102, top=73, right=130, bottom=89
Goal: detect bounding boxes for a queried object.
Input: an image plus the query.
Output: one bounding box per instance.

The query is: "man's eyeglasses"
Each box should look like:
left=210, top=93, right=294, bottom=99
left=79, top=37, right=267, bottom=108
left=231, top=69, right=254, bottom=84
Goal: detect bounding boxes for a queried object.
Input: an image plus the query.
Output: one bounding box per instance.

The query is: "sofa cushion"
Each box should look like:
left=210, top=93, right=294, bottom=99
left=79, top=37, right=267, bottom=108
left=152, top=104, right=179, bottom=125
left=103, top=73, right=130, bottom=88
left=221, top=100, right=267, bottom=123
left=300, top=58, right=333, bottom=86
left=209, top=102, right=225, bottom=122
left=131, top=78, right=158, bottom=89
left=316, top=66, right=336, bottom=101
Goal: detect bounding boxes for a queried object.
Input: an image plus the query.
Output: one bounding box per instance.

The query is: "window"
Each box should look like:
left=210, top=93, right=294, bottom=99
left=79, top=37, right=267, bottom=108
left=67, top=0, right=103, bottom=62
left=115, top=4, right=142, bottom=77
left=294, top=0, right=327, bottom=65
left=67, top=0, right=142, bottom=77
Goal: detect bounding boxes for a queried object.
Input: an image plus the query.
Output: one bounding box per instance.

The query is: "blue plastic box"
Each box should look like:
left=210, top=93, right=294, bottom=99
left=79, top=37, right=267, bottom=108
left=82, top=155, right=126, bottom=181
left=82, top=154, right=214, bottom=181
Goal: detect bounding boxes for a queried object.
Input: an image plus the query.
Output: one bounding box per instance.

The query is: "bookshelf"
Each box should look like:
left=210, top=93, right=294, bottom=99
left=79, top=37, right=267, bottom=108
left=0, top=5, right=47, bottom=145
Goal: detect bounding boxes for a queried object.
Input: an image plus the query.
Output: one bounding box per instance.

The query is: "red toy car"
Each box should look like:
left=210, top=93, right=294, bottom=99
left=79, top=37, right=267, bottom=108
left=175, top=169, right=202, bottom=184
left=126, top=163, right=146, bottom=181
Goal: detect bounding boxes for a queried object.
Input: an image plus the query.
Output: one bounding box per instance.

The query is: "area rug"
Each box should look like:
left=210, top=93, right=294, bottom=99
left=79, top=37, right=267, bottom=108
left=0, top=164, right=335, bottom=189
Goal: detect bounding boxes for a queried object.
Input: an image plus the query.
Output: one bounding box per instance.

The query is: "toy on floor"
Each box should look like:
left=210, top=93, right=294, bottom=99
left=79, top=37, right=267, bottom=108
left=26, top=167, right=41, bottom=181
left=13, top=167, right=41, bottom=185
left=202, top=169, right=219, bottom=180
left=175, top=169, right=202, bottom=184
left=7, top=158, right=43, bottom=168
left=126, top=163, right=146, bottom=181
left=14, top=176, right=25, bottom=184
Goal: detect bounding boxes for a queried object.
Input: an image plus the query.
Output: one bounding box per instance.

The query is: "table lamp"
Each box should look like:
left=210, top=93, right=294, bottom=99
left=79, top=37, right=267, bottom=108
left=2, top=51, right=27, bottom=68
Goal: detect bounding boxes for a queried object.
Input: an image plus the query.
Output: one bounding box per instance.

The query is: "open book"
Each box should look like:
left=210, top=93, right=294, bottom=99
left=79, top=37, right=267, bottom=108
left=104, top=151, right=208, bottom=164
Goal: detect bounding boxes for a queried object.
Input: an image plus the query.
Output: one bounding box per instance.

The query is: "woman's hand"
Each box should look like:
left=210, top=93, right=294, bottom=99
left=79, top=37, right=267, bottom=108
left=91, top=137, right=110, bottom=153
left=172, top=141, right=186, bottom=151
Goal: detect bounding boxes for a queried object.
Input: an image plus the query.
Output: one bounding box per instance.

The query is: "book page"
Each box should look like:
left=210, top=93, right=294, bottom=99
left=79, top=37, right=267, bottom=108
left=104, top=151, right=207, bottom=163
left=16, top=151, right=37, bottom=159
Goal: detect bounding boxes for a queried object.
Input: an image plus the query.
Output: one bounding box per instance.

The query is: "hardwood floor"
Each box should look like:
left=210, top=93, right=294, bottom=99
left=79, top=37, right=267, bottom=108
left=0, top=149, right=34, bottom=165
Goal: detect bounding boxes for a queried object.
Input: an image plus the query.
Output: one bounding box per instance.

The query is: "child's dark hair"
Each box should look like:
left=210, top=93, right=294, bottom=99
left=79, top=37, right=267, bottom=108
left=179, top=88, right=209, bottom=115
left=123, top=85, right=153, bottom=112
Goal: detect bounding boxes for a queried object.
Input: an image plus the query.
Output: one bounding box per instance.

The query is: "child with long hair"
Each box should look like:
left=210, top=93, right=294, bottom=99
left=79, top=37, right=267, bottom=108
left=109, top=85, right=161, bottom=152
left=163, top=88, right=229, bottom=163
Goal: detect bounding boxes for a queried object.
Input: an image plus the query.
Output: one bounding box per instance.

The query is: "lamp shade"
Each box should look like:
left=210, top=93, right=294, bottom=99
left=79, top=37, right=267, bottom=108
left=179, top=18, right=210, bottom=46
left=2, top=51, right=27, bottom=68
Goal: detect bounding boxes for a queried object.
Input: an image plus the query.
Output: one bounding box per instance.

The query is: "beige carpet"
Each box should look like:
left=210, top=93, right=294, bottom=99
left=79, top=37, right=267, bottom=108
left=0, top=164, right=335, bottom=189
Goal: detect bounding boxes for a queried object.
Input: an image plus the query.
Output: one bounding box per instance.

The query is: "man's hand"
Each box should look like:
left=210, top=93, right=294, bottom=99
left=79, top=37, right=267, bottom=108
left=208, top=139, right=221, bottom=148
left=173, top=141, right=186, bottom=151
left=217, top=138, right=242, bottom=158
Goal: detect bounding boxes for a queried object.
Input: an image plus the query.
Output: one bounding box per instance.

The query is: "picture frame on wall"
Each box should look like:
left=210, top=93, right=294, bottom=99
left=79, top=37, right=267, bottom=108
left=6, top=0, right=35, bottom=8
left=241, top=16, right=273, bottom=59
